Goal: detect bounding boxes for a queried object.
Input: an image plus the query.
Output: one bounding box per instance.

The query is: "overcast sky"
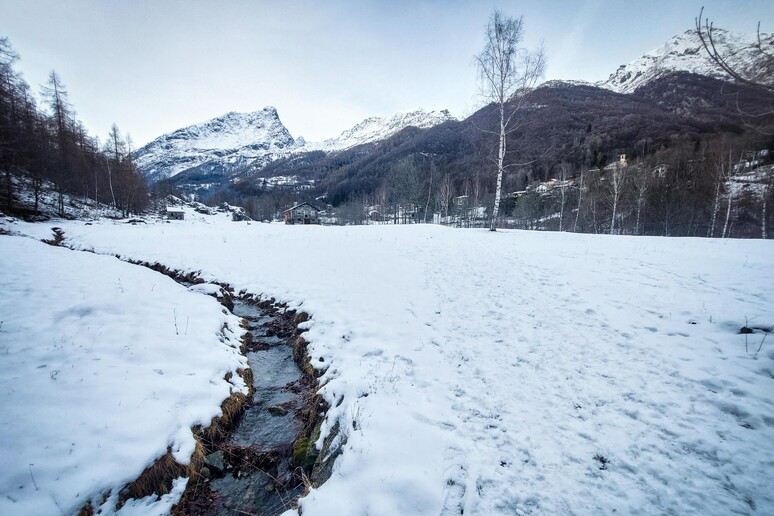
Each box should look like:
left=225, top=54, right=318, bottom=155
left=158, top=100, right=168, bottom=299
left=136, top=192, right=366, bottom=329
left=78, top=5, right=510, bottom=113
left=1, top=0, right=771, bottom=147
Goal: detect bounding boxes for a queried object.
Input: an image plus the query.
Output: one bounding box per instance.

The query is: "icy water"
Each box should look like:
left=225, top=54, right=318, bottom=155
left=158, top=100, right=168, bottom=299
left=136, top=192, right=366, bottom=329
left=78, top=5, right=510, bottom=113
left=207, top=298, right=306, bottom=514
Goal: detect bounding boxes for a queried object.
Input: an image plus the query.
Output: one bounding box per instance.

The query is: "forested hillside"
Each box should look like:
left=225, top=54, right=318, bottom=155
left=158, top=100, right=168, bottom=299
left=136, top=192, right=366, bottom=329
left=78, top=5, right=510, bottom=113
left=0, top=38, right=147, bottom=219
left=194, top=72, right=773, bottom=237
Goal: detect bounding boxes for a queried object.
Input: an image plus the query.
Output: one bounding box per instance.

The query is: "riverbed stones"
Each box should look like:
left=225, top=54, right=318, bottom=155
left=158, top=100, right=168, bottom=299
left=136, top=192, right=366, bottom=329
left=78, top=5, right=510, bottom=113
left=267, top=404, right=289, bottom=416
left=205, top=450, right=225, bottom=473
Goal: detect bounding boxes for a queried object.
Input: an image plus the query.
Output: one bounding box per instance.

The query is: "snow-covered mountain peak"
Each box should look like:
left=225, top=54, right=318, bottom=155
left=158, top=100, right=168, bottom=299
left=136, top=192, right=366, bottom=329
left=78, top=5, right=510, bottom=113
left=599, top=28, right=772, bottom=94
left=133, top=107, right=295, bottom=181
left=303, top=108, right=456, bottom=152
left=161, top=107, right=292, bottom=151
left=134, top=106, right=456, bottom=184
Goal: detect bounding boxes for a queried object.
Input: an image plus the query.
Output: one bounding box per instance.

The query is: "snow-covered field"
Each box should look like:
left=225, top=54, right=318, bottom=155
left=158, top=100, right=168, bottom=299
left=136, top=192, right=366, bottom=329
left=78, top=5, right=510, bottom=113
left=2, top=211, right=773, bottom=515
left=0, top=233, right=247, bottom=515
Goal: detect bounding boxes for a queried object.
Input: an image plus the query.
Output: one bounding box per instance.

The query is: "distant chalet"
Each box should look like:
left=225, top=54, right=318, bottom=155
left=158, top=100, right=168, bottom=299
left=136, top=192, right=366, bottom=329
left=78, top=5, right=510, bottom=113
left=165, top=206, right=185, bottom=220
left=283, top=202, right=320, bottom=225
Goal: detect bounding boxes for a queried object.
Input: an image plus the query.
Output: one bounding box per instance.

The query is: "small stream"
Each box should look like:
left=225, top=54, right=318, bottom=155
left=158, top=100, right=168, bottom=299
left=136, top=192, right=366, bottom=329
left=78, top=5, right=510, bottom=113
left=44, top=234, right=332, bottom=515
left=206, top=300, right=306, bottom=515
left=176, top=291, right=317, bottom=515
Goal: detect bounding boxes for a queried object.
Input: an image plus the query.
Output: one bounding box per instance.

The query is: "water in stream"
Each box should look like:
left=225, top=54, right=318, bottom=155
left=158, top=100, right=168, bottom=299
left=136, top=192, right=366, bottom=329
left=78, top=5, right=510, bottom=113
left=205, top=299, right=307, bottom=515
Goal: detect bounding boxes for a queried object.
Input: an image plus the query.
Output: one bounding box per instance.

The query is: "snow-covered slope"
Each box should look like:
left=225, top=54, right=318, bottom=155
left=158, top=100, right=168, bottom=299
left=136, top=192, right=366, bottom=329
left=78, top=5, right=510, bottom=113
left=0, top=232, right=247, bottom=515
left=133, top=107, right=297, bottom=182
left=599, top=29, right=773, bottom=94
left=303, top=108, right=456, bottom=152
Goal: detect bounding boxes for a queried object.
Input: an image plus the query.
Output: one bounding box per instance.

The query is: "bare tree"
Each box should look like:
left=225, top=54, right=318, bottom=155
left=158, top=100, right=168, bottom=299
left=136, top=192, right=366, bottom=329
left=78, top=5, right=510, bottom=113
left=632, top=166, right=650, bottom=235
left=761, top=181, right=770, bottom=238
left=387, top=156, right=421, bottom=224
left=696, top=8, right=774, bottom=136
left=707, top=142, right=731, bottom=237
left=573, top=169, right=585, bottom=232
left=105, top=124, right=122, bottom=208
left=41, top=70, right=73, bottom=215
left=557, top=163, right=569, bottom=231
left=438, top=172, right=453, bottom=222
left=609, top=162, right=626, bottom=234
left=424, top=161, right=437, bottom=223
left=722, top=151, right=737, bottom=238
left=695, top=7, right=774, bottom=94
left=475, top=10, right=545, bottom=231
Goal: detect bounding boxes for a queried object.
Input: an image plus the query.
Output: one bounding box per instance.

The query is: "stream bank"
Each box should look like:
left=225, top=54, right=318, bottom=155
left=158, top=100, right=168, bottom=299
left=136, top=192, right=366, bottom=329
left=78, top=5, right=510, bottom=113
left=121, top=260, right=341, bottom=515
left=37, top=228, right=344, bottom=515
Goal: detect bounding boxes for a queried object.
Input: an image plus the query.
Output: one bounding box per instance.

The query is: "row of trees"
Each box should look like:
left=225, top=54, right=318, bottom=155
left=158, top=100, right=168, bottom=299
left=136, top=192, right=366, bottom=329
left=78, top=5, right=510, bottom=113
left=512, top=138, right=773, bottom=238
left=0, top=37, right=147, bottom=217
left=291, top=130, right=772, bottom=238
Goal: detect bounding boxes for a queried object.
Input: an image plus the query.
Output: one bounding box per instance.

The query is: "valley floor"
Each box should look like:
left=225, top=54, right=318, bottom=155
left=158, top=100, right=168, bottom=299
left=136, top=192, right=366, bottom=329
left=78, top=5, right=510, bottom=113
left=2, top=210, right=773, bottom=515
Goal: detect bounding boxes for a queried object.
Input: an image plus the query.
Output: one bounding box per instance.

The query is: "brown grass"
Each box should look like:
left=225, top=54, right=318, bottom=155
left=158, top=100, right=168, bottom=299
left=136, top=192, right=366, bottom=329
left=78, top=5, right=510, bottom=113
left=119, top=450, right=187, bottom=505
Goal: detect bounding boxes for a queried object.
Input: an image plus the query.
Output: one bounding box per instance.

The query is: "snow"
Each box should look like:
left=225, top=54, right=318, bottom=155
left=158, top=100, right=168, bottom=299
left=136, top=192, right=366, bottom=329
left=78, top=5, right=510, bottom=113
left=3, top=215, right=774, bottom=515
left=133, top=107, right=455, bottom=183
left=599, top=29, right=773, bottom=94
left=0, top=235, right=248, bottom=515
left=133, top=107, right=296, bottom=181
left=8, top=174, right=124, bottom=220
left=302, top=108, right=456, bottom=152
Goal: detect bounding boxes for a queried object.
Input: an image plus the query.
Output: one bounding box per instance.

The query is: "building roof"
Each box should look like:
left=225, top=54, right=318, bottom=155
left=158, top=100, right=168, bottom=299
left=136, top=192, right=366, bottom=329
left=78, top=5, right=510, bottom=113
left=284, top=202, right=320, bottom=213
left=166, top=207, right=185, bottom=213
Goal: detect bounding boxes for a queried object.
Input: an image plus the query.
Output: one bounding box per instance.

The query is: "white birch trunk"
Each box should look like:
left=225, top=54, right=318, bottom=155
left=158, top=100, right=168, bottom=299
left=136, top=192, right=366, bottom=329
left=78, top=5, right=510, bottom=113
left=761, top=185, right=768, bottom=239
left=722, top=190, right=732, bottom=238
left=424, top=169, right=432, bottom=224
left=490, top=104, right=506, bottom=231
left=573, top=171, right=584, bottom=232
left=722, top=152, right=734, bottom=239
left=609, top=166, right=621, bottom=235
left=709, top=180, right=721, bottom=237
left=559, top=186, right=565, bottom=232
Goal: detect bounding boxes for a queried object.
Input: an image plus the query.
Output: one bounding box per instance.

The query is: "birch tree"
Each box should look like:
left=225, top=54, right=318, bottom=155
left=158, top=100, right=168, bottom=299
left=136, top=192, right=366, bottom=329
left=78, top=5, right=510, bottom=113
left=632, top=166, right=650, bottom=235
left=557, top=163, right=569, bottom=231
left=573, top=169, right=585, bottom=232
left=721, top=151, right=737, bottom=238
left=708, top=146, right=731, bottom=237
left=475, top=10, right=545, bottom=231
left=609, top=163, right=626, bottom=234
left=761, top=181, right=769, bottom=238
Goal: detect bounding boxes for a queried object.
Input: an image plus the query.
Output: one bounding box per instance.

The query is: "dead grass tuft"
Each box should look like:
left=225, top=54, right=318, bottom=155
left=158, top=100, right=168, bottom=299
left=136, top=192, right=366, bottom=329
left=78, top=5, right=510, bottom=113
left=119, top=449, right=187, bottom=505
left=292, top=311, right=310, bottom=325
left=77, top=501, right=93, bottom=516
left=202, top=390, right=248, bottom=444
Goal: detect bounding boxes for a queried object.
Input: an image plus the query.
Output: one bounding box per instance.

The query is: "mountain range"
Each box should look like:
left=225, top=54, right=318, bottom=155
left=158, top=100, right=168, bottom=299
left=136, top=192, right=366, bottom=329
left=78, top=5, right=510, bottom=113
left=134, top=28, right=773, bottom=201
left=134, top=107, right=455, bottom=184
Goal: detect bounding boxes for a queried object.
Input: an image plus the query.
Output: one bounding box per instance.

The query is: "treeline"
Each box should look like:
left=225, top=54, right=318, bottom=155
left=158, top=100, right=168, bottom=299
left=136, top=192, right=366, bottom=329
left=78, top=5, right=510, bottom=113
left=0, top=37, right=147, bottom=217
left=284, top=130, right=772, bottom=238
left=509, top=135, right=774, bottom=238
